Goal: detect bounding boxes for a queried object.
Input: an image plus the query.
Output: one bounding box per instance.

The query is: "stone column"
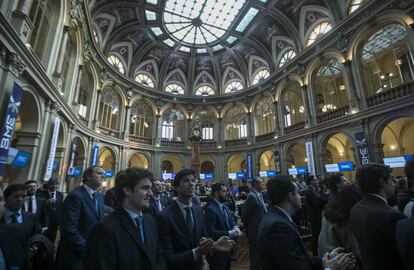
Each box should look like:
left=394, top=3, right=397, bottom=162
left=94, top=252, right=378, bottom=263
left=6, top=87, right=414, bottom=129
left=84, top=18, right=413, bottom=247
left=246, top=112, right=253, bottom=144
left=185, top=118, right=191, bottom=146
left=123, top=105, right=131, bottom=140
left=155, top=114, right=162, bottom=147
left=72, top=65, right=83, bottom=106
left=343, top=60, right=361, bottom=112
left=54, top=26, right=70, bottom=77
left=218, top=117, right=223, bottom=148
left=371, top=144, right=385, bottom=164
left=273, top=101, right=281, bottom=137
left=276, top=100, right=285, bottom=136
left=11, top=0, right=33, bottom=41
left=301, top=85, right=313, bottom=126
left=93, top=89, right=102, bottom=130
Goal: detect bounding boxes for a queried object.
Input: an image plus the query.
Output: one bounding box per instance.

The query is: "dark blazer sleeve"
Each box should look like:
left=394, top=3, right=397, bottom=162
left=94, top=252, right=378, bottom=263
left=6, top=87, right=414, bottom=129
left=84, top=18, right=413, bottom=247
left=59, top=193, right=86, bottom=255
left=156, top=213, right=195, bottom=268
left=243, top=194, right=257, bottom=224
left=205, top=206, right=229, bottom=240
left=84, top=222, right=116, bottom=270
left=396, top=218, right=414, bottom=269
left=265, top=221, right=321, bottom=270
left=37, top=198, right=48, bottom=228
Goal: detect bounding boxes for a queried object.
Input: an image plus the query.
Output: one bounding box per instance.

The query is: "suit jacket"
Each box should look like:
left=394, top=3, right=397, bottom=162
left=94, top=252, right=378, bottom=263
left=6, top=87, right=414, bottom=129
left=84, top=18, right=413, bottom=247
left=157, top=200, right=207, bottom=270
left=0, top=211, right=40, bottom=238
left=145, top=196, right=167, bottom=217
left=0, top=223, right=30, bottom=270
left=84, top=208, right=165, bottom=270
left=258, top=207, right=322, bottom=270
left=23, top=197, right=48, bottom=228
left=304, top=187, right=326, bottom=226
left=243, top=191, right=266, bottom=240
left=37, top=190, right=64, bottom=223
left=205, top=199, right=237, bottom=269
left=351, top=195, right=406, bottom=270
left=396, top=216, right=414, bottom=269
left=55, top=186, right=105, bottom=270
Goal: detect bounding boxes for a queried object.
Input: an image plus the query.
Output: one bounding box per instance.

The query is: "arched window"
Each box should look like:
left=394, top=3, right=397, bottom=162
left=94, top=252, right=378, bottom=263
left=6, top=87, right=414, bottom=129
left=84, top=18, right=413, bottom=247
left=252, top=69, right=270, bottom=85
left=224, top=106, right=247, bottom=140
left=349, top=0, right=363, bottom=14
left=99, top=88, right=120, bottom=131
left=282, top=88, right=305, bottom=127
left=255, top=96, right=276, bottom=135
left=315, top=59, right=348, bottom=113
left=201, top=161, right=215, bottom=173
left=194, top=111, right=216, bottom=140
left=195, top=85, right=215, bottom=96
left=77, top=68, right=93, bottom=119
left=165, top=83, right=185, bottom=95
left=360, top=24, right=413, bottom=96
left=107, top=54, right=125, bottom=74
left=306, top=22, right=333, bottom=47
left=28, top=0, right=56, bottom=62
left=279, top=49, right=297, bottom=68
left=224, top=81, right=244, bottom=93
left=130, top=102, right=153, bottom=138
left=135, top=73, right=155, bottom=88
left=161, top=109, right=185, bottom=140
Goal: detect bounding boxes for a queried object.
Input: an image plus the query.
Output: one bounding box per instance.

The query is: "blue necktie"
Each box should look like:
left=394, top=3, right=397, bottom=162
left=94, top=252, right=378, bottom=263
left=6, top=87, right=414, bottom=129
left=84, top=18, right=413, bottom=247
left=185, top=206, right=194, bottom=242
left=11, top=213, right=19, bottom=224
left=134, top=216, right=145, bottom=244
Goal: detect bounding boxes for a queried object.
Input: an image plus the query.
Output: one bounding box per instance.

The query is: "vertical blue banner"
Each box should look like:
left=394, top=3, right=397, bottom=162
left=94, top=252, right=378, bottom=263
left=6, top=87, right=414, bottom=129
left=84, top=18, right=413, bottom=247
left=91, top=144, right=99, bottom=166
left=274, top=150, right=281, bottom=173
left=355, top=132, right=370, bottom=165
left=66, top=138, right=78, bottom=180
left=0, top=83, right=23, bottom=176
left=247, top=154, right=253, bottom=179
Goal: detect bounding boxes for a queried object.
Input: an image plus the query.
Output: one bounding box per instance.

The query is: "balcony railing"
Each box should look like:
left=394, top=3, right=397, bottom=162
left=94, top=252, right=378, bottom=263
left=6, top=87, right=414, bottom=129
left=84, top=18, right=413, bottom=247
left=161, top=140, right=185, bottom=148
left=317, top=105, right=350, bottom=123
left=129, top=135, right=152, bottom=145
left=99, top=126, right=119, bottom=138
left=225, top=138, right=247, bottom=147
left=200, top=141, right=217, bottom=149
left=78, top=115, right=88, bottom=126
left=255, top=132, right=275, bottom=142
left=284, top=121, right=305, bottom=134
left=367, top=82, right=414, bottom=107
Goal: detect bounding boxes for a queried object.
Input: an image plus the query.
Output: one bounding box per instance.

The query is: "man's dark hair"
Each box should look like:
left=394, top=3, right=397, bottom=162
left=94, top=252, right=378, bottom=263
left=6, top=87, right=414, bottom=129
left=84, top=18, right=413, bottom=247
left=115, top=167, right=154, bottom=202
left=4, top=184, right=27, bottom=200
left=173, top=168, right=195, bottom=187
left=327, top=173, right=344, bottom=195
left=305, top=175, right=316, bottom=186
left=250, top=178, right=260, bottom=187
left=405, top=159, right=414, bottom=189
left=211, top=183, right=225, bottom=196
left=324, top=184, right=362, bottom=225
left=82, top=166, right=102, bottom=182
left=267, top=175, right=296, bottom=205
left=24, top=180, right=37, bottom=186
left=356, top=164, right=392, bottom=194
left=47, top=176, right=59, bottom=185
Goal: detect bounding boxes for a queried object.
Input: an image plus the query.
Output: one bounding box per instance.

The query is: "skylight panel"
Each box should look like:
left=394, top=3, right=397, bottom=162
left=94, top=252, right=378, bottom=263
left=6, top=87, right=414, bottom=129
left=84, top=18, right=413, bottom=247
left=258, top=0, right=268, bottom=3
left=151, top=27, right=163, bottom=36
left=146, top=0, right=158, bottom=4
left=145, top=10, right=156, bottom=21
left=163, top=0, right=247, bottom=46
left=236, top=8, right=259, bottom=32
left=197, top=48, right=208, bottom=54
left=213, top=44, right=223, bottom=51
left=179, top=46, right=191, bottom=52
left=226, top=36, right=237, bottom=44
left=163, top=39, right=175, bottom=47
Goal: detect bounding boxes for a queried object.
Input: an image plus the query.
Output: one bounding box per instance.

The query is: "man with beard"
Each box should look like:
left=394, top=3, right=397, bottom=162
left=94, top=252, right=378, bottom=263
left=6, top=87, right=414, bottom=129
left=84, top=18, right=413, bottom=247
left=23, top=180, right=47, bottom=229
left=205, top=183, right=242, bottom=270
left=84, top=167, right=165, bottom=270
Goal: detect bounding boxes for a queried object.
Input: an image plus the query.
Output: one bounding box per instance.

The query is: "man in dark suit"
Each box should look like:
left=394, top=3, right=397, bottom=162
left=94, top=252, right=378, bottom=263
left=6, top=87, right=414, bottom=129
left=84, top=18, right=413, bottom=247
left=157, top=169, right=234, bottom=270
left=104, top=187, right=118, bottom=209
left=258, top=176, right=355, bottom=270
left=1, top=184, right=40, bottom=237
left=24, top=180, right=47, bottom=228
left=55, top=166, right=105, bottom=270
left=304, top=175, right=327, bottom=255
left=145, top=179, right=167, bottom=217
left=243, top=178, right=267, bottom=270
left=205, top=183, right=242, bottom=270
left=37, top=177, right=64, bottom=243
left=396, top=216, right=414, bottom=269
left=0, top=183, right=30, bottom=270
left=84, top=167, right=165, bottom=270
left=351, top=164, right=407, bottom=270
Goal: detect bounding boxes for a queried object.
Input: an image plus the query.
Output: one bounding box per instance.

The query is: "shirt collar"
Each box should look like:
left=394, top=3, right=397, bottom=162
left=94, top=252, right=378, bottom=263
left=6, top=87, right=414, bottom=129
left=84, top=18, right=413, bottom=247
left=176, top=199, right=192, bottom=211
left=275, top=206, right=293, bottom=223
left=367, top=193, right=388, bottom=204
left=123, top=207, right=142, bottom=220
left=83, top=184, right=96, bottom=197
left=3, top=208, right=22, bottom=218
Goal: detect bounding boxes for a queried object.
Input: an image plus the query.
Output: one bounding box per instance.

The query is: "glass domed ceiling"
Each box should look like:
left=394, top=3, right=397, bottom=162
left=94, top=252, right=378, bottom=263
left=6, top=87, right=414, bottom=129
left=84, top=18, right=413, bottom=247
left=163, top=0, right=246, bottom=47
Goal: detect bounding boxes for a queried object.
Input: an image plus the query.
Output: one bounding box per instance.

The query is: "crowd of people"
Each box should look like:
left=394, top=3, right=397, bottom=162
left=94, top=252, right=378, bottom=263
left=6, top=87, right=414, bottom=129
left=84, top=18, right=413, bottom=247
left=0, top=160, right=414, bottom=270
